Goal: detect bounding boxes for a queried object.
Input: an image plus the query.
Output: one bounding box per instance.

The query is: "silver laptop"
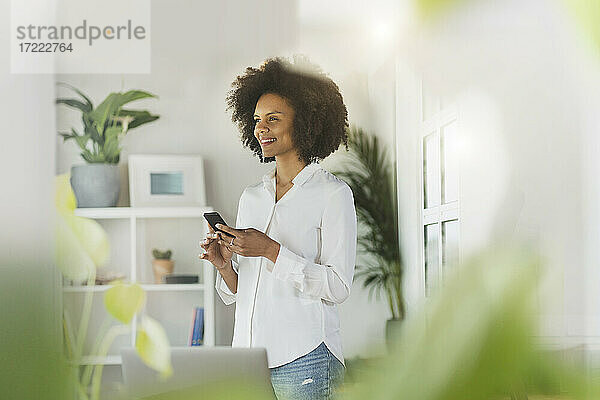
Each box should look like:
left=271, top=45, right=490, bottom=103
left=121, top=346, right=273, bottom=399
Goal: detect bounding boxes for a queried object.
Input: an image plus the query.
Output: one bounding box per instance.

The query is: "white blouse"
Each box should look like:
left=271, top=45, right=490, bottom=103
left=215, top=162, right=357, bottom=368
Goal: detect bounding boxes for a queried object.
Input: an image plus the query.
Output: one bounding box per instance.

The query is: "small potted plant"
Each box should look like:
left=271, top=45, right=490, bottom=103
left=152, top=249, right=174, bottom=284
left=56, top=83, right=160, bottom=208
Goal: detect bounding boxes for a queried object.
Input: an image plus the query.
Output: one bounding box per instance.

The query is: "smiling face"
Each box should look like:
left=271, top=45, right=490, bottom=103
left=253, top=93, right=297, bottom=160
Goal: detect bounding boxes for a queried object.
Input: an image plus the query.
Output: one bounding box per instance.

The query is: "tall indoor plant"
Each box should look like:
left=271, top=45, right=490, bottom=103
left=333, top=125, right=405, bottom=342
left=56, top=83, right=159, bottom=207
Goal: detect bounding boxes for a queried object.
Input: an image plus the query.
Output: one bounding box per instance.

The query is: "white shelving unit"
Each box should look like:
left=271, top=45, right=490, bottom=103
left=63, top=206, right=215, bottom=366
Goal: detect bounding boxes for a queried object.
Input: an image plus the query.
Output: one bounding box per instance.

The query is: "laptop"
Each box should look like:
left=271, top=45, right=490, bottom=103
left=121, top=346, right=273, bottom=399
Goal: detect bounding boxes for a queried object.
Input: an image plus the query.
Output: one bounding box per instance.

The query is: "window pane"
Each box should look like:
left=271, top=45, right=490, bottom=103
left=423, top=133, right=440, bottom=208
left=424, top=223, right=440, bottom=297
left=441, top=121, right=459, bottom=203
left=442, top=220, right=459, bottom=277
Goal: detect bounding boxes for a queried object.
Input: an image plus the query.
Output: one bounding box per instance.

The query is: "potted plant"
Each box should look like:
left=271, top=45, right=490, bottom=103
left=152, top=249, right=174, bottom=284
left=56, top=83, right=159, bottom=208
left=333, top=125, right=405, bottom=345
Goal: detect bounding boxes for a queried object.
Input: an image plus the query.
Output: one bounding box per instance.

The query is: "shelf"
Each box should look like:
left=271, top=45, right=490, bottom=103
left=74, top=206, right=213, bottom=219
left=74, top=355, right=123, bottom=365
left=63, top=284, right=205, bottom=293
left=141, top=284, right=205, bottom=291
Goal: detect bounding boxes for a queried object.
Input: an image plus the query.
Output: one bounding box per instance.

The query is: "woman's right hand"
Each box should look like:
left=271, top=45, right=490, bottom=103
left=199, top=224, right=233, bottom=270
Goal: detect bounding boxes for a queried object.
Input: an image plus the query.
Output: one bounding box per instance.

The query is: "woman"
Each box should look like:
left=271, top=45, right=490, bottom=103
left=199, top=57, right=357, bottom=400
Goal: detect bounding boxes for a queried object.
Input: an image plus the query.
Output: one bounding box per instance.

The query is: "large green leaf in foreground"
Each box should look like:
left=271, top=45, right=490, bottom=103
left=55, top=174, right=109, bottom=281
left=104, top=283, right=146, bottom=324
left=346, top=246, right=598, bottom=400
left=136, top=316, right=173, bottom=378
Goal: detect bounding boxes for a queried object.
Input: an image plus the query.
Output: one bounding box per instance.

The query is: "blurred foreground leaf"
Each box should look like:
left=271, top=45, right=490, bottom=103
left=136, top=316, right=173, bottom=379
left=0, top=264, right=72, bottom=399
left=345, top=246, right=600, bottom=400
left=415, top=0, right=469, bottom=19
left=104, top=283, right=146, bottom=324
left=54, top=174, right=109, bottom=281
left=564, top=0, right=600, bottom=56
left=139, top=379, right=274, bottom=400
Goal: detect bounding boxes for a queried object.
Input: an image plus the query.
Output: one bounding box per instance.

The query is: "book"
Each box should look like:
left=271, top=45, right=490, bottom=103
left=191, top=307, right=204, bottom=346
left=188, top=308, right=197, bottom=346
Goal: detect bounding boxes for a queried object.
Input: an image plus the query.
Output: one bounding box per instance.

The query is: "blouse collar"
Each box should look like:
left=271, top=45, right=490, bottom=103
left=262, top=162, right=321, bottom=192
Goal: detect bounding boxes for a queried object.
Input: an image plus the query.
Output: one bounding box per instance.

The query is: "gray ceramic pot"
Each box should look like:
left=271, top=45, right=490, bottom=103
left=70, top=164, right=120, bottom=208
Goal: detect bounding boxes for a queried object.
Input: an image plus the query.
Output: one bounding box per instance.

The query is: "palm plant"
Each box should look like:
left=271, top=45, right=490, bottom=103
left=333, top=125, right=405, bottom=320
left=56, top=83, right=159, bottom=164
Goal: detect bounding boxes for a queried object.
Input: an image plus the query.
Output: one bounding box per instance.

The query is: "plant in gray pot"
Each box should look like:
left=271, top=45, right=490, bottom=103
left=332, top=125, right=405, bottom=348
left=56, top=83, right=159, bottom=208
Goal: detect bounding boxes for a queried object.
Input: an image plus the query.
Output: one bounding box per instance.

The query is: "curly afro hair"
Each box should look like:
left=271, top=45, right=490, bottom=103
left=226, top=56, right=348, bottom=164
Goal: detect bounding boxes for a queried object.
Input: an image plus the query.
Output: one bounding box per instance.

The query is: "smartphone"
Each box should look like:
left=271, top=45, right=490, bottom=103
left=203, top=212, right=236, bottom=238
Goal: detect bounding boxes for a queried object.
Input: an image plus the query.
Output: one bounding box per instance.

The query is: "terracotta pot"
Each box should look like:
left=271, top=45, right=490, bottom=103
left=152, top=259, right=174, bottom=284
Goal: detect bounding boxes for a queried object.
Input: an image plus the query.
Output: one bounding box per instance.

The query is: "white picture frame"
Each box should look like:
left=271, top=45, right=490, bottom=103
left=128, top=154, right=206, bottom=207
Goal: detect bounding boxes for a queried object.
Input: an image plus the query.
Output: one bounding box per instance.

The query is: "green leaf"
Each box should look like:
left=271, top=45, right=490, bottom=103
left=67, top=216, right=110, bottom=266
left=81, top=150, right=94, bottom=163
left=55, top=174, right=77, bottom=213
left=83, top=114, right=102, bottom=144
left=73, top=131, right=90, bottom=151
left=565, top=0, right=600, bottom=56
left=80, top=149, right=105, bottom=163
left=118, top=90, right=157, bottom=106
left=88, top=93, right=120, bottom=136
left=88, top=90, right=157, bottom=138
left=57, top=82, right=94, bottom=110
left=58, top=132, right=75, bottom=142
left=136, top=316, right=172, bottom=378
left=102, top=126, right=122, bottom=162
left=104, top=283, right=145, bottom=324
left=117, top=109, right=160, bottom=130
left=103, top=126, right=122, bottom=141
left=55, top=174, right=110, bottom=280
left=103, top=137, right=119, bottom=161
left=56, top=98, right=92, bottom=113
left=55, top=215, right=95, bottom=282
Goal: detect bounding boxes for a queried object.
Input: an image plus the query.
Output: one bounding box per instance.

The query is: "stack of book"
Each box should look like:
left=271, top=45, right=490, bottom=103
left=188, top=307, right=204, bottom=346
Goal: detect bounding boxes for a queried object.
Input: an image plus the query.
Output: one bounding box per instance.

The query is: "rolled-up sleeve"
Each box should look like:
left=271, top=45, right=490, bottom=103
left=215, top=191, right=244, bottom=305
left=270, top=185, right=357, bottom=304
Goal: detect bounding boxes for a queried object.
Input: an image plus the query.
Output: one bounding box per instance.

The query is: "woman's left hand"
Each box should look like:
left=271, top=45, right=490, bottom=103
left=216, top=224, right=281, bottom=263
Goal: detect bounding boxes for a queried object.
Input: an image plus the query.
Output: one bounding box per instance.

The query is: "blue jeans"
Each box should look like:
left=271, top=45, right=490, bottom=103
left=269, top=342, right=345, bottom=400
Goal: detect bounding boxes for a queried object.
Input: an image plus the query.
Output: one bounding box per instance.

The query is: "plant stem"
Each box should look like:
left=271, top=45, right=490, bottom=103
left=77, top=381, right=90, bottom=400
left=63, top=311, right=76, bottom=360
left=386, top=283, right=397, bottom=319
left=396, top=279, right=405, bottom=320
left=75, top=269, right=96, bottom=363
left=90, top=325, right=130, bottom=400
left=81, top=318, right=111, bottom=389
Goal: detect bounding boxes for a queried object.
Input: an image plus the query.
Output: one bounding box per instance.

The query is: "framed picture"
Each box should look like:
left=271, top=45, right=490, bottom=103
left=128, top=154, right=206, bottom=207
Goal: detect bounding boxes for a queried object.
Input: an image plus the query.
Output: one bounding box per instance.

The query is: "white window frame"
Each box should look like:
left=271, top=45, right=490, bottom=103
left=418, top=81, right=461, bottom=297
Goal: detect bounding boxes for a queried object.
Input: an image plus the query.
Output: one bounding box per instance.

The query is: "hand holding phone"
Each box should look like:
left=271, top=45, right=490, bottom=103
left=203, top=212, right=235, bottom=238
left=200, top=212, right=234, bottom=269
